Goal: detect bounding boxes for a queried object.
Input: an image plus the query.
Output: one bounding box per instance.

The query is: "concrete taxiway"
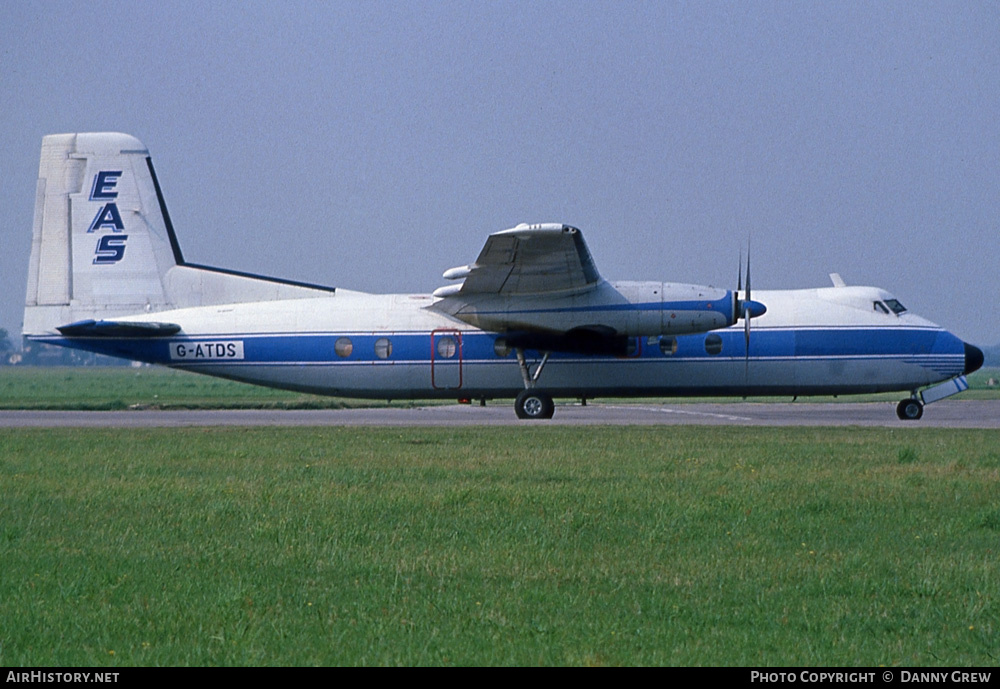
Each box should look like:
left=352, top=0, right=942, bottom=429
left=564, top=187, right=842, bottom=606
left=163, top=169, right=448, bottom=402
left=1, top=400, right=997, bottom=428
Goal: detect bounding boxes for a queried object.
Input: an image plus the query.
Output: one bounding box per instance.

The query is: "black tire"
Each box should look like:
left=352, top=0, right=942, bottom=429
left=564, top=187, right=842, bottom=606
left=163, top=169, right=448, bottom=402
left=514, top=389, right=555, bottom=420
left=896, top=399, right=923, bottom=421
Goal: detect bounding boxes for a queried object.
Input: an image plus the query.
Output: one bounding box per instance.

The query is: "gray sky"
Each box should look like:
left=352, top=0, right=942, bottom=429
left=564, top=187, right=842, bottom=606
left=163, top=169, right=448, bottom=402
left=2, top=1, right=998, bottom=345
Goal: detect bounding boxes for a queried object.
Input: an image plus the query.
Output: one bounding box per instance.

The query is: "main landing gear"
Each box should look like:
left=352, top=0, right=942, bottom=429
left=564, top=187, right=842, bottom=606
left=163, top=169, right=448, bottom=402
left=515, top=389, right=555, bottom=420
left=896, top=398, right=923, bottom=421
left=513, top=348, right=555, bottom=419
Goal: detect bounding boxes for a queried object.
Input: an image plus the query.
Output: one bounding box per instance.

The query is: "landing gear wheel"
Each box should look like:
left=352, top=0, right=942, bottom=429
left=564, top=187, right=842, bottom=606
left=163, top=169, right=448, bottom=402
left=896, top=398, right=923, bottom=421
left=515, top=389, right=555, bottom=420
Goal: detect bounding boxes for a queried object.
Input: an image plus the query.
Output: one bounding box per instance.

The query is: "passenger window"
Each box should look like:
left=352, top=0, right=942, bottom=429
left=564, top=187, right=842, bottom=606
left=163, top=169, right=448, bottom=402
left=374, top=338, right=392, bottom=359
left=659, top=336, right=678, bottom=356
left=705, top=334, right=723, bottom=355
left=436, top=336, right=457, bottom=359
left=334, top=337, right=353, bottom=357
left=494, top=338, right=511, bottom=357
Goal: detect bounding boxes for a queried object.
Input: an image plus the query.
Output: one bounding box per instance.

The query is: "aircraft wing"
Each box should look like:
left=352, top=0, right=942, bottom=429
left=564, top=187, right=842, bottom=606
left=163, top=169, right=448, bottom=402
left=439, top=224, right=601, bottom=296
left=433, top=223, right=736, bottom=349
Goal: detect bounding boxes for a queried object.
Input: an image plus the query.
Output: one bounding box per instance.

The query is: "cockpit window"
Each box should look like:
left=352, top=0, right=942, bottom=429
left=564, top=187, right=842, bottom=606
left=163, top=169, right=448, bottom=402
left=873, top=301, right=889, bottom=315
left=884, top=299, right=907, bottom=315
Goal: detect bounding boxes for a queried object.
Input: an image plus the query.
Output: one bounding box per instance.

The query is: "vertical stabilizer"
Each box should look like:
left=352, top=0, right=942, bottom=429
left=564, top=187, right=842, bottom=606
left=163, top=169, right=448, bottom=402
left=24, top=133, right=179, bottom=334
left=23, top=133, right=339, bottom=337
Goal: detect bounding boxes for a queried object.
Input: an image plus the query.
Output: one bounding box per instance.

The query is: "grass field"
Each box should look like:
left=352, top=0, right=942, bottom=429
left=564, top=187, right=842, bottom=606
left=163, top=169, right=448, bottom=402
left=1, top=425, right=998, bottom=666
left=0, top=366, right=349, bottom=410
left=1, top=365, right=998, bottom=409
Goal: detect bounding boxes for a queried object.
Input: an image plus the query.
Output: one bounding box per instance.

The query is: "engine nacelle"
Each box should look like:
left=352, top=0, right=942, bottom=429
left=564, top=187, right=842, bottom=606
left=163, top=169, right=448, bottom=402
left=440, top=280, right=740, bottom=337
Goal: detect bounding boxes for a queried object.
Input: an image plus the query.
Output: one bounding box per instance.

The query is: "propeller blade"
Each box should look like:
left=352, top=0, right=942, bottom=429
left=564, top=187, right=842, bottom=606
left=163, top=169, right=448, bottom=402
left=744, top=292, right=751, bottom=383
left=737, top=247, right=743, bottom=294
left=743, top=242, right=752, bottom=387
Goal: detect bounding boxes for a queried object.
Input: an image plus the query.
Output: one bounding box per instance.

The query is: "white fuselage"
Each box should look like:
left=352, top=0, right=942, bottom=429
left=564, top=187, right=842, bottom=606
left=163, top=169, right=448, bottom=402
left=36, top=284, right=971, bottom=401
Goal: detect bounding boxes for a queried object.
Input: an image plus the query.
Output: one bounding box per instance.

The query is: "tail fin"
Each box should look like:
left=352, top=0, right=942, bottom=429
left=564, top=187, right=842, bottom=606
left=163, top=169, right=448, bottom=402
left=24, top=133, right=180, bottom=334
left=24, top=133, right=334, bottom=336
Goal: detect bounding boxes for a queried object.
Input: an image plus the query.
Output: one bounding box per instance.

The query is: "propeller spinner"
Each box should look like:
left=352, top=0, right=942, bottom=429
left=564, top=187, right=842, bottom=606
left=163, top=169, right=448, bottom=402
left=736, top=246, right=767, bottom=323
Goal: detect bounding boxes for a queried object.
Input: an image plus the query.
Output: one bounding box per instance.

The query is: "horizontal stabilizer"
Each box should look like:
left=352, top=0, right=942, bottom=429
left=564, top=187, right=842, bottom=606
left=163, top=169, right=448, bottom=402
left=56, top=319, right=181, bottom=337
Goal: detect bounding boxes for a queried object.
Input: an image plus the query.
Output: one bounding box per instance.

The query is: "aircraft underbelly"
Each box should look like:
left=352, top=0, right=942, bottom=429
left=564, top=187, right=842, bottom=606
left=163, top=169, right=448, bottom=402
left=168, top=356, right=944, bottom=400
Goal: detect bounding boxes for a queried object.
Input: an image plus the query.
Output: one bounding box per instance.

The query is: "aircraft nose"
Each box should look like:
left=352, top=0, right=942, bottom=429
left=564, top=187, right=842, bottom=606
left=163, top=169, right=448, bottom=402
left=964, top=342, right=984, bottom=375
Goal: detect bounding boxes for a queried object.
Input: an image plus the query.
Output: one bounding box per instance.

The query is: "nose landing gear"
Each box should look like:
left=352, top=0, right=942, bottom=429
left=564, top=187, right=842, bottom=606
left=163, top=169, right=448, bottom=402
left=896, top=398, right=923, bottom=421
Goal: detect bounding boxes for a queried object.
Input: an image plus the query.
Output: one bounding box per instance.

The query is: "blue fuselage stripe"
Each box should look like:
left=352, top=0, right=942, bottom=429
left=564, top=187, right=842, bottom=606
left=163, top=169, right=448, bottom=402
left=36, top=326, right=964, bottom=368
